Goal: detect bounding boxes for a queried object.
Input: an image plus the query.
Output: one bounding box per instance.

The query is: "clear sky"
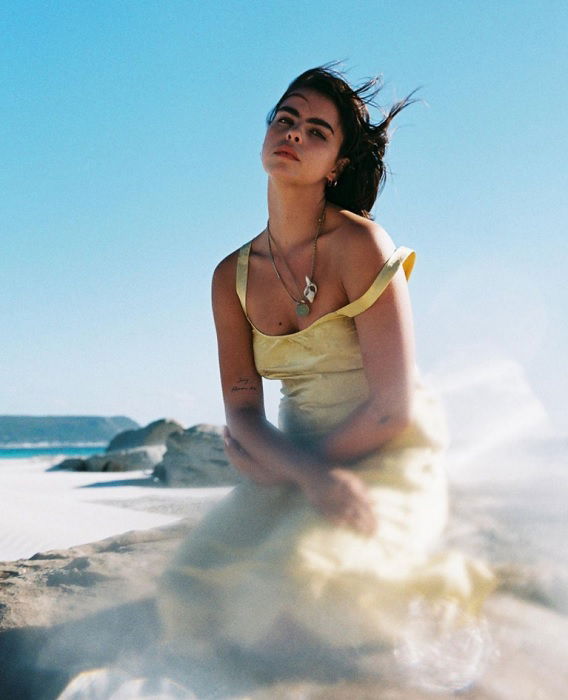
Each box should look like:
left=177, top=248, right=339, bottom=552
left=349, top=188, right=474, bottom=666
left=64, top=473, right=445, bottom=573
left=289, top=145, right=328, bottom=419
left=1, top=1, right=566, bottom=430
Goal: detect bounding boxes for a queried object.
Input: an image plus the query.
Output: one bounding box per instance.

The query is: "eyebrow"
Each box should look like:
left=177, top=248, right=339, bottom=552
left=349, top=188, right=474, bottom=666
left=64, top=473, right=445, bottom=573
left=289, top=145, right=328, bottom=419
left=276, top=104, right=335, bottom=135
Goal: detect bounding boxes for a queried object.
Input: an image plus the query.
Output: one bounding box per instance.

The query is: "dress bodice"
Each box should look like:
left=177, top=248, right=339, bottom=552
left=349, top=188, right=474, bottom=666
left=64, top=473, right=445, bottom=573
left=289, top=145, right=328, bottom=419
left=236, top=242, right=448, bottom=451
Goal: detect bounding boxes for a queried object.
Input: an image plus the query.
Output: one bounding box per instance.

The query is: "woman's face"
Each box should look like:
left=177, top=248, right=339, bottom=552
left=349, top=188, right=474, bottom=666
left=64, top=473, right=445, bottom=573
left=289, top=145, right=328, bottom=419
left=261, top=88, right=346, bottom=187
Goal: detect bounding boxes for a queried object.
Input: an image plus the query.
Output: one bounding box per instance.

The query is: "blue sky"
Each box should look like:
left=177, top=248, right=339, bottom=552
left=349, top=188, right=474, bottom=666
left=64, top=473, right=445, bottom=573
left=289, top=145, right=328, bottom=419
left=1, top=1, right=566, bottom=430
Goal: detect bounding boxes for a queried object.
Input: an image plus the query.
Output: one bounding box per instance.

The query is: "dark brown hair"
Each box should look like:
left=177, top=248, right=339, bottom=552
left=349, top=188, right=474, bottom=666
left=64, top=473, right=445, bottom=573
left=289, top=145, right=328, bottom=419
left=266, top=63, right=423, bottom=218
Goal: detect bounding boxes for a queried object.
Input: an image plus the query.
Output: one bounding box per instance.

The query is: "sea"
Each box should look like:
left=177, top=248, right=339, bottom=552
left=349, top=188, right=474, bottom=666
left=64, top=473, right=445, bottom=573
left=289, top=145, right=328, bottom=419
left=0, top=444, right=107, bottom=460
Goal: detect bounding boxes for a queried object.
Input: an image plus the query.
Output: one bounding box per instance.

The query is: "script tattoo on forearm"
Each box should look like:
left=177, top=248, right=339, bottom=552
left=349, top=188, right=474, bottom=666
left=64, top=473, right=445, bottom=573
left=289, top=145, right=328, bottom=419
left=231, top=377, right=259, bottom=393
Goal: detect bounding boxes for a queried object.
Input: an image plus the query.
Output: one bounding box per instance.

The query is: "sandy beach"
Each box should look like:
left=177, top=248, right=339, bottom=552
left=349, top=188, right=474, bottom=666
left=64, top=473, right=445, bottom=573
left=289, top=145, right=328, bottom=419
left=1, top=435, right=567, bottom=699
left=0, top=455, right=230, bottom=562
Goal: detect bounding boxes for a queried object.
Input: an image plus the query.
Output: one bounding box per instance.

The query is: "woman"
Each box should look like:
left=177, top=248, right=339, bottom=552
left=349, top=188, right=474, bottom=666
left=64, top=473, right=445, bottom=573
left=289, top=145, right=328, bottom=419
left=158, top=65, right=496, bottom=679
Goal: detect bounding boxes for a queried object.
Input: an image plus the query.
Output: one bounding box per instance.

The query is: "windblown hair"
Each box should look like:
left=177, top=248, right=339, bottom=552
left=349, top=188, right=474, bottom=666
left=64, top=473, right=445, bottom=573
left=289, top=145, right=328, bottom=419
left=266, top=63, right=423, bottom=218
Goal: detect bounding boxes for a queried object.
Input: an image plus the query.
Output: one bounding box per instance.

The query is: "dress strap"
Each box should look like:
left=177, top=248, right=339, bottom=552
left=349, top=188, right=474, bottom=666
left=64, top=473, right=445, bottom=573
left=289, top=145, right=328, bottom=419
left=236, top=241, right=252, bottom=313
left=339, top=246, right=416, bottom=318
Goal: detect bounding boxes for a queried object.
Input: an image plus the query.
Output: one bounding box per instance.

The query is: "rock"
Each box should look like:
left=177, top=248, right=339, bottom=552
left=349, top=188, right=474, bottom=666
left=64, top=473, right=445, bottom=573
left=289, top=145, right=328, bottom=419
left=52, top=445, right=167, bottom=472
left=107, top=419, right=184, bottom=452
left=153, top=424, right=241, bottom=486
left=53, top=458, right=86, bottom=471
left=50, top=418, right=185, bottom=472
left=90, top=446, right=167, bottom=471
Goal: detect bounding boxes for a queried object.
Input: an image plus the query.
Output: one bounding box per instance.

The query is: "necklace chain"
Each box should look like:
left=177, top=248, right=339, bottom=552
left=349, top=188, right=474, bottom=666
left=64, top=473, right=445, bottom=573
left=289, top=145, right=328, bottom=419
left=266, top=202, right=326, bottom=316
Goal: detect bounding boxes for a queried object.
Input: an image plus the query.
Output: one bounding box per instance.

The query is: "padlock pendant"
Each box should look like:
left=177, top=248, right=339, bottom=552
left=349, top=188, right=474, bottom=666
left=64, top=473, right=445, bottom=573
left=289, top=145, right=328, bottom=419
left=303, top=276, right=317, bottom=304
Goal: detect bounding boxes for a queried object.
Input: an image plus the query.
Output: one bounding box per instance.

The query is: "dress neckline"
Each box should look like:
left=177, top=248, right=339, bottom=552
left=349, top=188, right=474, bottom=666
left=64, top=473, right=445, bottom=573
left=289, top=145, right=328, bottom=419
left=250, top=305, right=349, bottom=339
left=236, top=241, right=415, bottom=340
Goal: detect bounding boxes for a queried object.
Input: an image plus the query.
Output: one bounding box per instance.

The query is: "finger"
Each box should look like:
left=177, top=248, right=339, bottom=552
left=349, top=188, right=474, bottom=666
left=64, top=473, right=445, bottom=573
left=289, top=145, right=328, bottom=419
left=223, top=427, right=246, bottom=452
left=223, top=428, right=233, bottom=451
left=223, top=441, right=247, bottom=467
left=348, top=505, right=376, bottom=536
left=351, top=518, right=374, bottom=537
left=360, top=510, right=377, bottom=536
left=332, top=504, right=364, bottom=532
left=343, top=514, right=372, bottom=537
left=224, top=434, right=246, bottom=456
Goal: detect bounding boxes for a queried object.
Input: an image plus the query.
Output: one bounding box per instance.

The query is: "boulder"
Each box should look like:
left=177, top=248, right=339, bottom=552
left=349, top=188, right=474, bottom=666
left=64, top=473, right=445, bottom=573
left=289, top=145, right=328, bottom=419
left=153, top=424, right=241, bottom=486
left=53, top=458, right=86, bottom=471
left=54, top=445, right=167, bottom=472
left=106, top=419, right=184, bottom=452
left=51, top=419, right=185, bottom=472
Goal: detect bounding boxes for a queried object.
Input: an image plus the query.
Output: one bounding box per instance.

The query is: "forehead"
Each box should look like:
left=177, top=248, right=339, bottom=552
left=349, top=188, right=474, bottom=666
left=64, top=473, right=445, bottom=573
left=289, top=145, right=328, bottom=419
left=279, top=89, right=341, bottom=126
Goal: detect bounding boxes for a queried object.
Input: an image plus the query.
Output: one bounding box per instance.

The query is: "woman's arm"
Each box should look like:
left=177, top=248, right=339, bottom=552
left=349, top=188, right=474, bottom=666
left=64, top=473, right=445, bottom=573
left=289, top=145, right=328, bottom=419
left=314, top=223, right=415, bottom=463
left=211, top=246, right=378, bottom=536
left=212, top=251, right=328, bottom=489
left=223, top=427, right=376, bottom=536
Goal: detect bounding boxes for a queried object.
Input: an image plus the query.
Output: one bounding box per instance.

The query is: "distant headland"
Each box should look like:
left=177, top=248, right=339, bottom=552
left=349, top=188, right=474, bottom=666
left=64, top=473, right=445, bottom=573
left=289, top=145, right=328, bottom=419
left=0, top=416, right=140, bottom=446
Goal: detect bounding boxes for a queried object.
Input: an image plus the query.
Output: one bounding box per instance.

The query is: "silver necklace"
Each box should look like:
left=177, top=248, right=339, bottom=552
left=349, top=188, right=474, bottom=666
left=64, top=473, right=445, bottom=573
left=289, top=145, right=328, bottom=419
left=266, top=203, right=326, bottom=317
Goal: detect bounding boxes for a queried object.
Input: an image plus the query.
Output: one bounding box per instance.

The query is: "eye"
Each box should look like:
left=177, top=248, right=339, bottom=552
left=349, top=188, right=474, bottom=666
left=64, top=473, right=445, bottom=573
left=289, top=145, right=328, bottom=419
left=311, top=128, right=326, bottom=140
left=277, top=116, right=293, bottom=125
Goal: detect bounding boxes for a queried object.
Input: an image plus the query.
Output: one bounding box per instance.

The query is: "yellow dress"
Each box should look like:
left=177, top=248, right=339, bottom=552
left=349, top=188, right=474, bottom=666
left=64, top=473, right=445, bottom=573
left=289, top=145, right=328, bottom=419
left=158, top=242, right=497, bottom=664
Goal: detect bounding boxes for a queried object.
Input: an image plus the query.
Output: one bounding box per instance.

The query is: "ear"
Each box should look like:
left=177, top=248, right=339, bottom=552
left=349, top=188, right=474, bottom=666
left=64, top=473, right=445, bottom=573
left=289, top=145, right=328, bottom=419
left=331, top=157, right=350, bottom=179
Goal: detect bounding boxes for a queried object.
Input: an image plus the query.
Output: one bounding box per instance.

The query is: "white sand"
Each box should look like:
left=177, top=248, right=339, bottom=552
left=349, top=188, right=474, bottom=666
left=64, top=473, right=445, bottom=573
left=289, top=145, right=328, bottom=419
left=1, top=434, right=567, bottom=698
left=0, top=456, right=230, bottom=561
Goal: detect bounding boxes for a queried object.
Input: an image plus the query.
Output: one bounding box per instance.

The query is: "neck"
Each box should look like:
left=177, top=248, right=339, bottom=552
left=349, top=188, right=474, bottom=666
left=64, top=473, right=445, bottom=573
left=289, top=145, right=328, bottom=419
left=266, top=179, right=327, bottom=250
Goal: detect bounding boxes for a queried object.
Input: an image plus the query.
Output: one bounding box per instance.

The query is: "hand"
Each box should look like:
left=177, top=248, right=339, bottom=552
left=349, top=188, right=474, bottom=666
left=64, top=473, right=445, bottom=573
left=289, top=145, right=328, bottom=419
left=303, top=467, right=377, bottom=537
left=223, top=427, right=289, bottom=486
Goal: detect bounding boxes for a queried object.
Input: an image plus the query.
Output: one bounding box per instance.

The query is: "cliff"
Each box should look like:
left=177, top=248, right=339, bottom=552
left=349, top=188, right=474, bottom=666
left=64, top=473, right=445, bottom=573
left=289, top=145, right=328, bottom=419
left=0, top=416, right=140, bottom=446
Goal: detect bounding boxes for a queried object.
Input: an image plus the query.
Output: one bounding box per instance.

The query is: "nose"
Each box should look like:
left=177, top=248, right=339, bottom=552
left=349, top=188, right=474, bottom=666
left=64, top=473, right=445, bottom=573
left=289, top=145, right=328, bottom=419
left=286, top=125, right=301, bottom=143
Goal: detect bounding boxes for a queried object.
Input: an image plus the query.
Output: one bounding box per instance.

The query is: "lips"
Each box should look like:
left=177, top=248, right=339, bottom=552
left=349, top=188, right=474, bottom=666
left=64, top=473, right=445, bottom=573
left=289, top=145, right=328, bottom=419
left=274, top=146, right=299, bottom=161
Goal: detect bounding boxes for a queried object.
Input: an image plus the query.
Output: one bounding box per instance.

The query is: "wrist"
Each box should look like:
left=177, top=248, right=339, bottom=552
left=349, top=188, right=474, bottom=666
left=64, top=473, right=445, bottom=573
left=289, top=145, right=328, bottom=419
left=296, top=462, right=334, bottom=493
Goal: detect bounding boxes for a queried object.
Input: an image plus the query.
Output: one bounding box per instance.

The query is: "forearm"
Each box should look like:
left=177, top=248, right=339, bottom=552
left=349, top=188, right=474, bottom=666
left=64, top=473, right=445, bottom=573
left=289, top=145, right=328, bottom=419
left=315, top=396, right=410, bottom=463
left=226, top=405, right=326, bottom=488
left=224, top=439, right=289, bottom=486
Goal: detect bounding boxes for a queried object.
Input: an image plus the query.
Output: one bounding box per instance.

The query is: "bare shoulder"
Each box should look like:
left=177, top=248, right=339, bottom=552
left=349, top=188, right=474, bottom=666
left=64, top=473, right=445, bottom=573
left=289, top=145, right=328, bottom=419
left=211, top=247, right=248, bottom=331
left=210, top=243, right=254, bottom=358
left=330, top=210, right=398, bottom=298
left=212, top=248, right=239, bottom=290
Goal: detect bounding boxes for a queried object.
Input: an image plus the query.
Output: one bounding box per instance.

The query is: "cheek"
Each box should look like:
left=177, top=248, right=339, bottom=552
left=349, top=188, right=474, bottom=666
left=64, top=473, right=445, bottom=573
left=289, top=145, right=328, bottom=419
left=261, top=126, right=276, bottom=154
left=315, top=145, right=341, bottom=172
left=261, top=123, right=283, bottom=161
left=260, top=132, right=275, bottom=171
left=260, top=135, right=270, bottom=165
